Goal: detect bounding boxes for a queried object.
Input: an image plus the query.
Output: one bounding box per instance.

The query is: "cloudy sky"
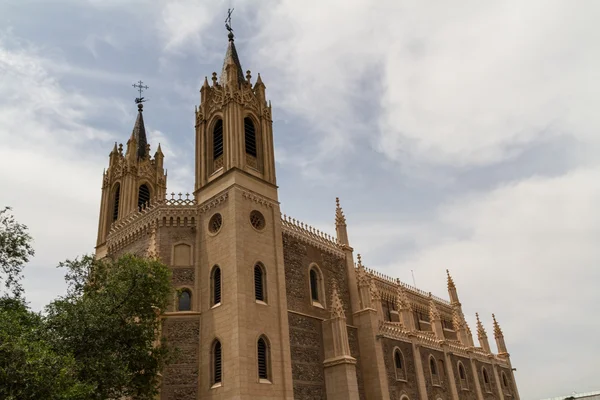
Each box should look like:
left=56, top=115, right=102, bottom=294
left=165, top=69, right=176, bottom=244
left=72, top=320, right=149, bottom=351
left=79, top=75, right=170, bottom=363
left=1, top=1, right=599, bottom=398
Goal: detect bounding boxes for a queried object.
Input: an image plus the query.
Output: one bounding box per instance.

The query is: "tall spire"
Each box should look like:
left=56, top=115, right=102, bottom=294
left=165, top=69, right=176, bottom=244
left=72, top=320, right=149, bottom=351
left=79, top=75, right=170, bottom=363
left=476, top=312, right=491, bottom=353
left=335, top=197, right=349, bottom=246
left=492, top=313, right=508, bottom=355
left=446, top=269, right=460, bottom=304
left=220, top=9, right=245, bottom=86
left=132, top=103, right=148, bottom=160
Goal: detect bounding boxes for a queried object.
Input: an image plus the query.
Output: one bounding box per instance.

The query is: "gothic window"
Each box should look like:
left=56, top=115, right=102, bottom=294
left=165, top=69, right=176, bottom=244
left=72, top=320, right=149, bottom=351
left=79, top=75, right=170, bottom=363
left=212, top=339, right=222, bottom=386
left=482, top=367, right=492, bottom=392
left=308, top=265, right=325, bottom=307
left=178, top=289, right=191, bottom=311
left=112, top=184, right=120, bottom=221
left=458, top=362, right=468, bottom=390
left=257, top=336, right=270, bottom=381
left=502, top=371, right=509, bottom=388
left=430, top=356, right=440, bottom=386
left=244, top=117, right=257, bottom=157
left=394, top=349, right=406, bottom=381
left=211, top=266, right=221, bottom=306
left=213, top=119, right=224, bottom=167
left=254, top=264, right=266, bottom=302
left=137, top=184, right=150, bottom=211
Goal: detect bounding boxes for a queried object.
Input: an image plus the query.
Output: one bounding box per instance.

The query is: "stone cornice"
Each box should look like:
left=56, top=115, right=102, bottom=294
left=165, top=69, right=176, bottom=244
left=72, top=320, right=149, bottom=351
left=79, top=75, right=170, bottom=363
left=281, top=214, right=345, bottom=258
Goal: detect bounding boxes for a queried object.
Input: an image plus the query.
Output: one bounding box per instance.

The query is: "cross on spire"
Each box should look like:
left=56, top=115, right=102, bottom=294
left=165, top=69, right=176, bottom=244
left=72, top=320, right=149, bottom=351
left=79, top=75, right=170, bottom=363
left=225, top=8, right=234, bottom=33
left=132, top=80, right=149, bottom=104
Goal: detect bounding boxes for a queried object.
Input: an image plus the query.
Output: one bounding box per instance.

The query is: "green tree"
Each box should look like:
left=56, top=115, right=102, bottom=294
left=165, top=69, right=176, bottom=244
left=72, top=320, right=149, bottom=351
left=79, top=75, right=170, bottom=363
left=45, top=254, right=173, bottom=400
left=0, top=207, right=35, bottom=297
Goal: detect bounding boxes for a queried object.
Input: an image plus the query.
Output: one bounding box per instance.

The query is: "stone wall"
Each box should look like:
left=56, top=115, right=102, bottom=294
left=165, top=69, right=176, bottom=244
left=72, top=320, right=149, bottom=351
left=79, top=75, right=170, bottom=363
left=498, top=366, right=515, bottom=398
left=382, top=338, right=420, bottom=400
left=421, top=347, right=450, bottom=400
left=449, top=354, right=477, bottom=400
left=288, top=312, right=325, bottom=399
left=282, top=234, right=351, bottom=322
left=161, top=317, right=200, bottom=400
left=474, top=359, right=498, bottom=400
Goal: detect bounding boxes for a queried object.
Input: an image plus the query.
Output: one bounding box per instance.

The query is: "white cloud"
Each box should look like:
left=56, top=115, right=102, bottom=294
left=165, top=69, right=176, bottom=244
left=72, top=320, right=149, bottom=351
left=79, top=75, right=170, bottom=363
left=157, top=0, right=215, bottom=53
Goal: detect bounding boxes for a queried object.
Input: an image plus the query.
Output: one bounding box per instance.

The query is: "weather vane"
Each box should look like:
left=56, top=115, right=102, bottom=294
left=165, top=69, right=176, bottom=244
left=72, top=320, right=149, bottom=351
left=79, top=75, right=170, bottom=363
left=132, top=80, right=149, bottom=104
left=225, top=8, right=234, bottom=33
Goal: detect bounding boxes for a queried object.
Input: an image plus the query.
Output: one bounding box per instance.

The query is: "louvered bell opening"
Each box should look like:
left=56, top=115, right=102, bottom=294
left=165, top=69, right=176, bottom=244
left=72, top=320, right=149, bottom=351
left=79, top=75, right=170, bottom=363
left=213, top=119, right=224, bottom=160
left=213, top=267, right=221, bottom=305
left=244, top=117, right=257, bottom=157
left=213, top=341, right=222, bottom=384
left=112, top=185, right=120, bottom=221
left=138, top=184, right=150, bottom=211
left=254, top=265, right=264, bottom=301
left=257, top=338, right=268, bottom=380
left=309, top=269, right=319, bottom=301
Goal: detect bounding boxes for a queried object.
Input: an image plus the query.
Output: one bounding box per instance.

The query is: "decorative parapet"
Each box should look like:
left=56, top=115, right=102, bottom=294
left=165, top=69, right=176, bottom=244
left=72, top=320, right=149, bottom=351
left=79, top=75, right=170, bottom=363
left=106, top=192, right=198, bottom=253
left=378, top=321, right=510, bottom=366
left=280, top=213, right=345, bottom=258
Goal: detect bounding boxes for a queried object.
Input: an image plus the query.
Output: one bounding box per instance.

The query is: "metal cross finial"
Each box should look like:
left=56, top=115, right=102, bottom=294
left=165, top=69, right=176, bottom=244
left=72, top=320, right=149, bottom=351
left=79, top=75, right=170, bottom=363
left=225, top=8, right=234, bottom=33
left=132, top=80, right=149, bottom=104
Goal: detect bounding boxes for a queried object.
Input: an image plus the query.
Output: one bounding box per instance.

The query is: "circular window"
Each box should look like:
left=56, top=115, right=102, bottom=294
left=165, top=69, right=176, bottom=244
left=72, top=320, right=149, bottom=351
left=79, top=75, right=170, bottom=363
left=208, top=213, right=223, bottom=234
left=249, top=210, right=266, bottom=231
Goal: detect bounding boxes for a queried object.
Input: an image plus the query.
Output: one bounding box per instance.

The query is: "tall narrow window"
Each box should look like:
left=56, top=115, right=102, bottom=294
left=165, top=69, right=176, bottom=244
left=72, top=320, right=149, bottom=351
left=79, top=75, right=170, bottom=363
left=112, top=184, right=120, bottom=221
left=394, top=349, right=405, bottom=381
left=257, top=336, right=270, bottom=381
left=254, top=264, right=265, bottom=302
left=178, top=289, right=191, bottom=311
left=502, top=372, right=508, bottom=387
left=244, top=117, right=257, bottom=157
left=458, top=362, right=468, bottom=389
left=212, top=266, right=221, bottom=306
left=483, top=368, right=491, bottom=392
left=213, top=119, right=223, bottom=162
left=212, top=339, right=222, bottom=385
left=438, top=359, right=445, bottom=383
left=138, top=184, right=150, bottom=211
left=309, top=269, right=318, bottom=301
left=430, top=356, right=440, bottom=385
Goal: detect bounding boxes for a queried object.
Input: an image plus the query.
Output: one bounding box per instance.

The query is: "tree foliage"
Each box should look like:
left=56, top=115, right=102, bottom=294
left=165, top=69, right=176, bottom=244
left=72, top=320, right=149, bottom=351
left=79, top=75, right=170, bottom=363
left=0, top=207, right=35, bottom=297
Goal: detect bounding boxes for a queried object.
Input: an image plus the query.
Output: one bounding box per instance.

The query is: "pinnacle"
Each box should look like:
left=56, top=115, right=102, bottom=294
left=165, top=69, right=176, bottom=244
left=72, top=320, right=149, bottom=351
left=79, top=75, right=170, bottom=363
left=476, top=312, right=487, bottom=337
left=330, top=283, right=345, bottom=319
left=492, top=314, right=504, bottom=337
left=335, top=197, right=346, bottom=226
left=446, top=269, right=456, bottom=289
left=429, top=294, right=441, bottom=321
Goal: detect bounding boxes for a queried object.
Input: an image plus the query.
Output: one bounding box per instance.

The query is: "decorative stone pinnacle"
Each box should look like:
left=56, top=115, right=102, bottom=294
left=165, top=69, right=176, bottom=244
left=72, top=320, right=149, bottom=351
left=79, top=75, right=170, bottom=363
left=492, top=314, right=503, bottom=337
left=369, top=278, right=380, bottom=300
left=476, top=312, right=487, bottom=337
left=446, top=269, right=456, bottom=289
left=335, top=197, right=346, bottom=225
left=396, top=285, right=411, bottom=311
left=429, top=295, right=441, bottom=321
left=330, top=283, right=345, bottom=319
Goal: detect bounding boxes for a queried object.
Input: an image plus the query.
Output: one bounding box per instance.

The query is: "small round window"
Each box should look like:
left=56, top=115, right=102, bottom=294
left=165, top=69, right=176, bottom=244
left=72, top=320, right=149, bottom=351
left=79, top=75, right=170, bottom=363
left=249, top=210, right=266, bottom=231
left=208, top=213, right=223, bottom=234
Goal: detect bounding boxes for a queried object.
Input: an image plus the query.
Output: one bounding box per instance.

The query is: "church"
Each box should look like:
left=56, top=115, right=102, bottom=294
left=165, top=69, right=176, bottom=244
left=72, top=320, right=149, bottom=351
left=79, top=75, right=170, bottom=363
left=94, top=25, right=521, bottom=400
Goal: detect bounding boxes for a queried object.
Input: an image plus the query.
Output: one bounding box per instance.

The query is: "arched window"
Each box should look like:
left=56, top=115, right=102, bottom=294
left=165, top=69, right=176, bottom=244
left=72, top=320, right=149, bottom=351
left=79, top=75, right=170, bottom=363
left=112, top=184, right=120, bottom=221
left=393, top=349, right=406, bottom=381
left=308, top=265, right=325, bottom=307
left=244, top=117, right=257, bottom=157
left=257, top=336, right=270, bottom=381
left=502, top=371, right=509, bottom=387
left=254, top=264, right=266, bottom=302
left=178, top=289, right=191, bottom=311
left=482, top=367, right=491, bottom=392
left=458, top=362, right=468, bottom=390
left=211, top=266, right=221, bottom=306
left=138, top=184, right=150, bottom=211
left=212, top=339, right=222, bottom=385
left=430, top=356, right=440, bottom=386
left=213, top=119, right=224, bottom=164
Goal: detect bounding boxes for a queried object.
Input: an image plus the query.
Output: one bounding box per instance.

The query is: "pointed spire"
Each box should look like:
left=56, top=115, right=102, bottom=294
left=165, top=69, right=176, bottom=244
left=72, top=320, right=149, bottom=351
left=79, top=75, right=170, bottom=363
left=492, top=314, right=503, bottom=337
left=132, top=103, right=148, bottom=160
left=335, top=197, right=347, bottom=225
left=255, top=72, right=264, bottom=86
left=446, top=269, right=460, bottom=304
left=330, top=284, right=345, bottom=319
left=220, top=29, right=245, bottom=86
left=335, top=197, right=349, bottom=246
left=156, top=143, right=163, bottom=156
left=111, top=142, right=118, bottom=154
left=428, top=293, right=441, bottom=321
left=203, top=76, right=210, bottom=88
left=476, top=313, right=487, bottom=337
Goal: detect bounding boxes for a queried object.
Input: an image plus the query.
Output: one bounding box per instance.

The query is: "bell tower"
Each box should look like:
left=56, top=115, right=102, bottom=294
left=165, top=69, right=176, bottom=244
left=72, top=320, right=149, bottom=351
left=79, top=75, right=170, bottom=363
left=194, top=30, right=275, bottom=201
left=95, top=100, right=167, bottom=259
left=191, top=18, right=294, bottom=399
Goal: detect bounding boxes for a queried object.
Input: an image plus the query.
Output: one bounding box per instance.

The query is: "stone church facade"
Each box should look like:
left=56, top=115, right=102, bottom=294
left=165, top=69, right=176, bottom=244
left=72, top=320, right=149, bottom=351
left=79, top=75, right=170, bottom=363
left=95, top=29, right=521, bottom=400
